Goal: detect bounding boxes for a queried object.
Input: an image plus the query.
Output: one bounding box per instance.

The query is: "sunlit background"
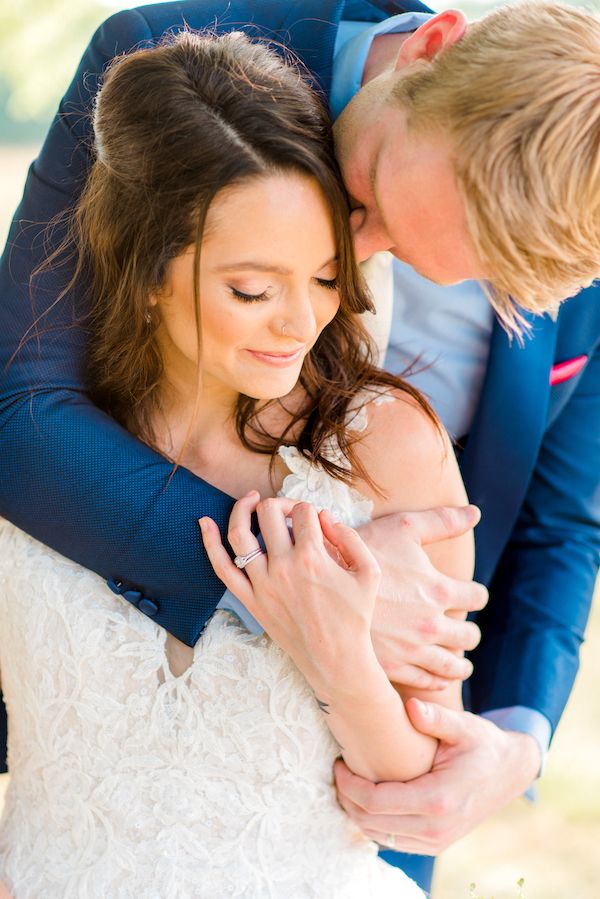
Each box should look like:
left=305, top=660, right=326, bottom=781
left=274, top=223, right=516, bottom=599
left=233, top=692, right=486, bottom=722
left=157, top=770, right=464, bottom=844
left=1, top=2, right=599, bottom=897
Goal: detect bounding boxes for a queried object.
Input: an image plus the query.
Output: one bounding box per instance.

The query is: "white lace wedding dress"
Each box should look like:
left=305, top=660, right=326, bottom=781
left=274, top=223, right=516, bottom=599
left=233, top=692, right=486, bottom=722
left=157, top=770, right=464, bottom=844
left=0, top=402, right=425, bottom=899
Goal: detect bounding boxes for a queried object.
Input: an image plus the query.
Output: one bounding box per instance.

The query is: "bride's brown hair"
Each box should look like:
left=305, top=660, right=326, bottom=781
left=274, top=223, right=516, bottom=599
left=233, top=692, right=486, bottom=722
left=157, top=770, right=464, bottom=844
left=71, top=29, right=437, bottom=487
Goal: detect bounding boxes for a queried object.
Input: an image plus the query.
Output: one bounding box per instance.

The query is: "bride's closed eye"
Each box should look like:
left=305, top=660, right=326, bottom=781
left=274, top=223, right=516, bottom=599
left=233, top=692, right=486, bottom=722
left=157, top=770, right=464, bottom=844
left=229, top=277, right=337, bottom=304
left=316, top=277, right=338, bottom=290
left=229, top=286, right=272, bottom=303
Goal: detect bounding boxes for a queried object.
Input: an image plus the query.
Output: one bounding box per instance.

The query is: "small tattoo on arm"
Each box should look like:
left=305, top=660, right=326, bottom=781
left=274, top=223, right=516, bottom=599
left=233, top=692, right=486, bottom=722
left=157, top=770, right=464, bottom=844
left=315, top=697, right=331, bottom=715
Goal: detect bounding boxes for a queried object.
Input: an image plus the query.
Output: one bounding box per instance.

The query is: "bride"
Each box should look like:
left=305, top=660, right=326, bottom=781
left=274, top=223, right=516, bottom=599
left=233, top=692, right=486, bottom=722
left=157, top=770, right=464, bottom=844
left=0, top=30, right=472, bottom=898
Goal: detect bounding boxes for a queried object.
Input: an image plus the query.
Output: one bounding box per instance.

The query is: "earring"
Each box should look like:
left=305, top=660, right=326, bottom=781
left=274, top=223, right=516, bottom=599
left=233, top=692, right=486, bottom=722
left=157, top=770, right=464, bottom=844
left=144, top=310, right=152, bottom=325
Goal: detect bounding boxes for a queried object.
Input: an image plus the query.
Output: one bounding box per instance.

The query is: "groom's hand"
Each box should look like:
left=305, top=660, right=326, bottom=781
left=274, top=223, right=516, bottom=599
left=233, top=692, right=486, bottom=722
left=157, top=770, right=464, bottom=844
left=357, top=506, right=488, bottom=689
left=334, top=699, right=542, bottom=855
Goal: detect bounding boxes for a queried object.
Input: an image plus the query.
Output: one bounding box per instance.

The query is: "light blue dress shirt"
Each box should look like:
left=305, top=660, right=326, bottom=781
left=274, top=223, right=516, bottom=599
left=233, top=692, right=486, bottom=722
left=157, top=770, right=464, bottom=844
left=218, top=12, right=551, bottom=773
left=386, top=261, right=495, bottom=440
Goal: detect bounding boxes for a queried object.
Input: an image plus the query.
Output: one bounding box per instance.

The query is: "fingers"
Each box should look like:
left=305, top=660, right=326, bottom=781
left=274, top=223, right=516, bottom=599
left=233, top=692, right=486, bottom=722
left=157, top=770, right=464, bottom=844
left=256, top=496, right=297, bottom=557
left=335, top=766, right=455, bottom=855
left=404, top=646, right=473, bottom=683
left=334, top=759, right=427, bottom=817
left=442, top=578, right=489, bottom=614
left=336, top=787, right=421, bottom=835
left=405, top=698, right=475, bottom=745
left=226, top=490, right=263, bottom=556
left=390, top=505, right=481, bottom=547
left=289, top=501, right=325, bottom=548
left=434, top=615, right=481, bottom=652
left=198, top=516, right=254, bottom=606
left=319, top=509, right=381, bottom=583
left=386, top=665, right=453, bottom=692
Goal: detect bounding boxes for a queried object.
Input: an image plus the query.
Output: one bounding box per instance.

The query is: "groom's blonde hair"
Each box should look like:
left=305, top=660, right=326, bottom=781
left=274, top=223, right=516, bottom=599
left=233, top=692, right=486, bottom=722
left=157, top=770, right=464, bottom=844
left=392, top=1, right=600, bottom=333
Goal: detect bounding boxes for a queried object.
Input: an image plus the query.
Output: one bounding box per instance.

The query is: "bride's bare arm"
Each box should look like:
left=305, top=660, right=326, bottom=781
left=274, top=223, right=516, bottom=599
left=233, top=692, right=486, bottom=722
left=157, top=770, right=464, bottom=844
left=199, top=392, right=473, bottom=784
left=200, top=495, right=437, bottom=782
left=353, top=392, right=475, bottom=714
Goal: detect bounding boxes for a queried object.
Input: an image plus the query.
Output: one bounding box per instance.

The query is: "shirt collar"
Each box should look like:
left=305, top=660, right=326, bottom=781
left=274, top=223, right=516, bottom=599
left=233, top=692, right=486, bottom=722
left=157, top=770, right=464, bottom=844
left=330, top=12, right=432, bottom=119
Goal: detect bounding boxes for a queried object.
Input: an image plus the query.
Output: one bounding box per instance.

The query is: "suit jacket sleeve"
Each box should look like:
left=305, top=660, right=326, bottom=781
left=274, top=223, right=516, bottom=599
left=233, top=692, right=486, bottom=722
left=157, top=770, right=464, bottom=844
left=469, top=339, right=600, bottom=735
left=0, top=9, right=237, bottom=647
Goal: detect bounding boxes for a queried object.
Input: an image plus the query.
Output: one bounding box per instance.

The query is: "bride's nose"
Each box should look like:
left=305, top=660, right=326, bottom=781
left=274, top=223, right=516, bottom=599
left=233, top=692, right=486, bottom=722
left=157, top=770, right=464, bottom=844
left=273, top=291, right=317, bottom=343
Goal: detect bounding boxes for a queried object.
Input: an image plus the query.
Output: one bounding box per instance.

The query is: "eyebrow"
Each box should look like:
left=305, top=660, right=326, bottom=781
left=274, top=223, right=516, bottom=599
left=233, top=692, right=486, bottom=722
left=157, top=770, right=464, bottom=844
left=213, top=257, right=338, bottom=275
left=368, top=158, right=378, bottom=194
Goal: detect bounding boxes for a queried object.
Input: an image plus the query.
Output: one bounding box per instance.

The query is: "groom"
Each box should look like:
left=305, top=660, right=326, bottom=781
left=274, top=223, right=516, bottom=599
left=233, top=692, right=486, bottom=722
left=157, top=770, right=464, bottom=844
left=1, top=0, right=599, bottom=892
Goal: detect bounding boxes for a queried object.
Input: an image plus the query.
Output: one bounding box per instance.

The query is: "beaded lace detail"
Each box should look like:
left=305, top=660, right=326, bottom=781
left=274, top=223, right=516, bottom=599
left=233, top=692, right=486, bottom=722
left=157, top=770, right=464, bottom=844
left=277, top=389, right=395, bottom=526
left=0, top=392, right=423, bottom=898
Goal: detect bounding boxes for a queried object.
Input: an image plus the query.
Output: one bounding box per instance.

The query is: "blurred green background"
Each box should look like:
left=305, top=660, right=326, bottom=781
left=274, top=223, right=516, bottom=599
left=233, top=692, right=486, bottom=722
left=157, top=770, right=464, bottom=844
left=1, top=2, right=599, bottom=897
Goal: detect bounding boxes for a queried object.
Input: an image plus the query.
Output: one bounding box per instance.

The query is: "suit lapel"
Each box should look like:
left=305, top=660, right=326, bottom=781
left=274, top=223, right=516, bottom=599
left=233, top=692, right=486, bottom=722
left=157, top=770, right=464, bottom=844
left=461, top=313, right=558, bottom=584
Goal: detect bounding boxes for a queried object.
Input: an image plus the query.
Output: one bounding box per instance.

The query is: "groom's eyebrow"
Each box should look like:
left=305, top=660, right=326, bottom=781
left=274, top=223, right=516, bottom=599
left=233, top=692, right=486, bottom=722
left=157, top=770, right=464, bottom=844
left=369, top=159, right=377, bottom=194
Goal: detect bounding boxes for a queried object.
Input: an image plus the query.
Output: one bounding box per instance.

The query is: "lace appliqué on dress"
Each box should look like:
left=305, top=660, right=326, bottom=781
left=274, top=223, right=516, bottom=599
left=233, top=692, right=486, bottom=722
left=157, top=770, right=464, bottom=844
left=0, top=391, right=424, bottom=899
left=277, top=389, right=395, bottom=528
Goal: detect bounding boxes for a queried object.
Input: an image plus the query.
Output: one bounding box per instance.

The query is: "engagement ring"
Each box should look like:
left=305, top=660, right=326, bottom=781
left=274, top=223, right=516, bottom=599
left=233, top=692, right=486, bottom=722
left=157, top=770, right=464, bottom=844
left=234, top=548, right=265, bottom=569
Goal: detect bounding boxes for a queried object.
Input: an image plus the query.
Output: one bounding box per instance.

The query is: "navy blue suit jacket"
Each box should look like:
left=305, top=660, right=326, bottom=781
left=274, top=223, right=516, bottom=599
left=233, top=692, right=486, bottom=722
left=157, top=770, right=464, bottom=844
left=1, top=0, right=599, bottom=780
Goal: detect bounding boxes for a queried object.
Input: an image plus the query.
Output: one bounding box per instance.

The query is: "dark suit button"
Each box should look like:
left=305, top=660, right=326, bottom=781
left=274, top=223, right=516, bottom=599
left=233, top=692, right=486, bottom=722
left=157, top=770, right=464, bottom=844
left=138, top=598, right=159, bottom=617
left=122, top=589, right=143, bottom=605
left=107, top=578, right=124, bottom=595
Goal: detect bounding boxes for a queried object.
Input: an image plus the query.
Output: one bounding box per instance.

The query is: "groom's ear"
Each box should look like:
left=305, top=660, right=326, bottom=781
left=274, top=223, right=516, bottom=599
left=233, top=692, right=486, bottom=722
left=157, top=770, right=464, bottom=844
left=393, top=10, right=467, bottom=71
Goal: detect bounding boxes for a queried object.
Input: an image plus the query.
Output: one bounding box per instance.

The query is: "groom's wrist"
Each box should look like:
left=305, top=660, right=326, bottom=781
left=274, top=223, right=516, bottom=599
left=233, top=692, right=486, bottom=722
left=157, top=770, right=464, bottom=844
left=482, top=706, right=551, bottom=800
left=493, top=729, right=543, bottom=806
left=481, top=706, right=551, bottom=778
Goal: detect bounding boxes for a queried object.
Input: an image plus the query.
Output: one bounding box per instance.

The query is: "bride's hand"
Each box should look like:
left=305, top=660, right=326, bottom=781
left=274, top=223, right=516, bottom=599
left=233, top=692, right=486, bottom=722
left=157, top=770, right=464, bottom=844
left=199, top=492, right=382, bottom=696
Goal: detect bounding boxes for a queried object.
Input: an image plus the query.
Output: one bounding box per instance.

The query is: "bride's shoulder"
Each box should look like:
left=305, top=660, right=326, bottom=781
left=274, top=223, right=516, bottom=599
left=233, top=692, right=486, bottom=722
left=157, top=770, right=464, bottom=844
left=352, top=386, right=466, bottom=517
left=354, top=385, right=450, bottom=467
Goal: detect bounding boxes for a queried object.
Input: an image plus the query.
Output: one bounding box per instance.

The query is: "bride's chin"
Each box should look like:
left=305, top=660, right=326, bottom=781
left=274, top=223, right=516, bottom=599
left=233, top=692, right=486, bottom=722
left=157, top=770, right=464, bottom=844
left=240, top=376, right=303, bottom=403
left=244, top=387, right=299, bottom=402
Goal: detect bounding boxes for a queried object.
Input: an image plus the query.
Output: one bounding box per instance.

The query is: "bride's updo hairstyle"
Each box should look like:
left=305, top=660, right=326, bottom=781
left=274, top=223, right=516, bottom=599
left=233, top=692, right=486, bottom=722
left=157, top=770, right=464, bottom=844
left=74, top=29, right=436, bottom=487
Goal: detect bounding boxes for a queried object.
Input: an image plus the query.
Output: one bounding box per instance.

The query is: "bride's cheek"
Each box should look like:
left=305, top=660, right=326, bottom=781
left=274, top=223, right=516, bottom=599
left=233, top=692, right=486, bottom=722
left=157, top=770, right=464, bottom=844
left=322, top=297, right=341, bottom=330
left=203, top=302, right=245, bottom=346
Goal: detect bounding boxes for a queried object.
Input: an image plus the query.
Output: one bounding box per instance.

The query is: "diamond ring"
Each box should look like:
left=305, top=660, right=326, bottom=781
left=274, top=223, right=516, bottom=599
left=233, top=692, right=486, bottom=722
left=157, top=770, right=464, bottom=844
left=233, top=548, right=265, bottom=569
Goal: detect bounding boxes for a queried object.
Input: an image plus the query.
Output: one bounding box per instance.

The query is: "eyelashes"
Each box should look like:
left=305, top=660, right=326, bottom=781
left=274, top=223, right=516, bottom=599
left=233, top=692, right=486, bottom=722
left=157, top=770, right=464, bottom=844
left=229, top=278, right=338, bottom=304
left=230, top=287, right=270, bottom=303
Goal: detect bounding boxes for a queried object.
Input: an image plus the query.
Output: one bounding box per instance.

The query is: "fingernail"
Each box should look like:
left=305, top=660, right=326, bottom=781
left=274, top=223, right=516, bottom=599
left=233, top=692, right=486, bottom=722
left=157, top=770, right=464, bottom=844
left=245, top=489, right=257, bottom=498
left=198, top=518, right=208, bottom=533
left=468, top=504, right=481, bottom=523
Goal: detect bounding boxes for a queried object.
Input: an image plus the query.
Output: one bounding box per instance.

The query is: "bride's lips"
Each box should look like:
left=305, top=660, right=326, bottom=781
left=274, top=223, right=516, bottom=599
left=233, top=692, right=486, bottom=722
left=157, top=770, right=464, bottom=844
left=245, top=347, right=305, bottom=367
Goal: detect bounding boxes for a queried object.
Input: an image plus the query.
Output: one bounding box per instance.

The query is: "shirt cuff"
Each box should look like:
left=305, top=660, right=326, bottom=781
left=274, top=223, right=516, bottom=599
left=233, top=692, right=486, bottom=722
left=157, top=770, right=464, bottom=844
left=481, top=706, right=552, bottom=801
left=216, top=589, right=264, bottom=636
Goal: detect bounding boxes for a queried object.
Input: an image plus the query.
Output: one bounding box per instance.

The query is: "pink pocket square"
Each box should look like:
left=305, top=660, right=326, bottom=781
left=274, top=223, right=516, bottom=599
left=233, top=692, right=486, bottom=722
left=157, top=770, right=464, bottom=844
left=549, top=354, right=588, bottom=386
